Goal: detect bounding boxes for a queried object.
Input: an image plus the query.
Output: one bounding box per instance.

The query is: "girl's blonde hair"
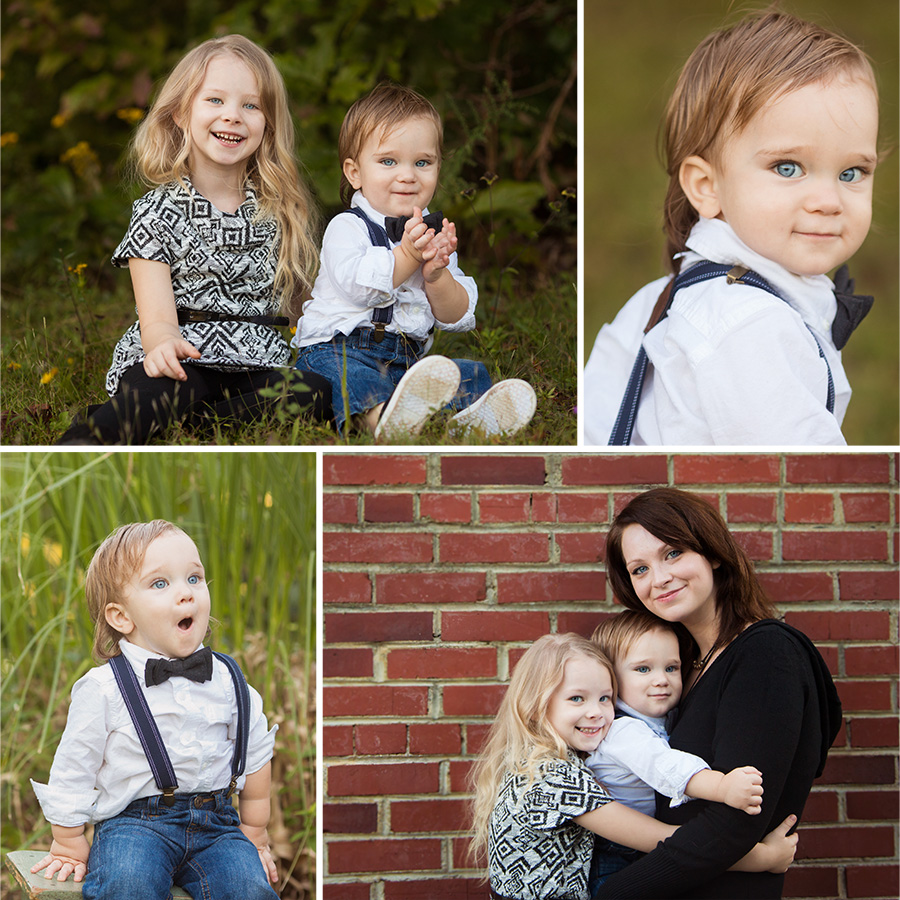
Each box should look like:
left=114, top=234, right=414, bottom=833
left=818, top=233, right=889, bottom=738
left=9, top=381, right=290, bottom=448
left=337, top=82, right=443, bottom=207
left=662, top=9, right=877, bottom=273
left=130, top=34, right=319, bottom=315
left=591, top=609, right=678, bottom=667
left=468, top=633, right=616, bottom=867
left=85, top=520, right=187, bottom=661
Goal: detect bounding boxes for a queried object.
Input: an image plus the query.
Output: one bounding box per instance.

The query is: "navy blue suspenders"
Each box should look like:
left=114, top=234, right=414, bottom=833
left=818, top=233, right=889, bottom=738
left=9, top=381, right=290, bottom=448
left=608, top=262, right=836, bottom=446
left=342, top=207, right=394, bottom=341
left=108, top=651, right=250, bottom=806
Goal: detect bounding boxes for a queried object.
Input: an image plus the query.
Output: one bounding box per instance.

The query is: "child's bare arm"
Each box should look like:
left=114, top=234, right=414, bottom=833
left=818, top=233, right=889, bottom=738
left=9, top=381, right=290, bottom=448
left=239, top=761, right=277, bottom=884
left=577, top=803, right=797, bottom=875
left=30, top=824, right=90, bottom=883
left=731, top=814, right=798, bottom=873
left=130, top=258, right=200, bottom=380
left=422, top=221, right=469, bottom=323
left=686, top=765, right=764, bottom=813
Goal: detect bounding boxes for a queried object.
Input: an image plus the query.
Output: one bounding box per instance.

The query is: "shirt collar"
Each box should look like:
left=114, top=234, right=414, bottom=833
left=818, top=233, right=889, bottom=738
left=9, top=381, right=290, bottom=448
left=615, top=699, right=671, bottom=738
left=683, top=217, right=837, bottom=333
left=116, top=637, right=207, bottom=670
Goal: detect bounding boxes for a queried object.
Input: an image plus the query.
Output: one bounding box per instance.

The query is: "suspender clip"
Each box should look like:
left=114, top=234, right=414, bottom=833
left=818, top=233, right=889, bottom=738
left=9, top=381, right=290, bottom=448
left=162, top=787, right=176, bottom=807
left=372, top=321, right=386, bottom=343
left=226, top=776, right=238, bottom=798
left=726, top=265, right=749, bottom=285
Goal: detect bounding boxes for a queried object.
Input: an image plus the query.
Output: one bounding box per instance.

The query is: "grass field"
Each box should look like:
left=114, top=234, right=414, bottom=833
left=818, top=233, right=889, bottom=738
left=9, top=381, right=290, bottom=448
left=1, top=249, right=576, bottom=447
left=0, top=452, right=316, bottom=899
left=583, top=0, right=899, bottom=445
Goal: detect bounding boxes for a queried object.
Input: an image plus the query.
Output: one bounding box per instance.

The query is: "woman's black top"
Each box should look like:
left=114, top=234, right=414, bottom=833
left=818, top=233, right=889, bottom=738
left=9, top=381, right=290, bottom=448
left=594, top=619, right=841, bottom=899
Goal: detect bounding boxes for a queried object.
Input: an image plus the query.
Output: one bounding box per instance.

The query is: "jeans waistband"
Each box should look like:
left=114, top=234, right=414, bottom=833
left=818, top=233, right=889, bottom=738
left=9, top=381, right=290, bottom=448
left=334, top=327, right=425, bottom=356
left=126, top=789, right=234, bottom=815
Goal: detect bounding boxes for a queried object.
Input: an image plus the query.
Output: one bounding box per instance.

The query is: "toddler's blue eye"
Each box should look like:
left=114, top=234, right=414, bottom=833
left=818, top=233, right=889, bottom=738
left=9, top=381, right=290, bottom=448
left=188, top=574, right=200, bottom=585
left=838, top=167, right=864, bottom=183
left=380, top=159, right=396, bottom=167
left=774, top=162, right=802, bottom=178
left=636, top=665, right=650, bottom=674
left=415, top=160, right=429, bottom=168
left=151, top=579, right=167, bottom=589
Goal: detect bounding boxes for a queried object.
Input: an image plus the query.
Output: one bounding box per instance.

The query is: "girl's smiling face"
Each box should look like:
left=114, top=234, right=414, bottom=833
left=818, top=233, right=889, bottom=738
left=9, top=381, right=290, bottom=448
left=179, top=54, right=266, bottom=180
left=621, top=523, right=719, bottom=631
left=545, top=654, right=615, bottom=753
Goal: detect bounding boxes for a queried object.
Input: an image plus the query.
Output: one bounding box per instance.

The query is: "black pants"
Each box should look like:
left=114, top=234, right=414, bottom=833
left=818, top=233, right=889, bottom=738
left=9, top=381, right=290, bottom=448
left=58, top=362, right=332, bottom=444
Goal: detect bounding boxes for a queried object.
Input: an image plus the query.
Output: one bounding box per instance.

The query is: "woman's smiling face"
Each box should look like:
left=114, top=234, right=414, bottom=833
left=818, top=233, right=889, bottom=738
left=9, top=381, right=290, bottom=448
left=620, top=523, right=719, bottom=630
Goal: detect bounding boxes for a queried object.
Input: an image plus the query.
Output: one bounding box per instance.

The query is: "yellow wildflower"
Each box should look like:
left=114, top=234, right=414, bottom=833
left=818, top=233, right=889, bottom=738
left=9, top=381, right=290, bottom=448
left=7, top=361, right=21, bottom=370
left=51, top=113, right=69, bottom=129
left=264, top=492, right=274, bottom=508
left=0, top=132, right=19, bottom=147
left=60, top=142, right=99, bottom=177
left=43, top=540, right=63, bottom=567
left=116, top=107, right=145, bottom=125
left=40, top=367, right=59, bottom=384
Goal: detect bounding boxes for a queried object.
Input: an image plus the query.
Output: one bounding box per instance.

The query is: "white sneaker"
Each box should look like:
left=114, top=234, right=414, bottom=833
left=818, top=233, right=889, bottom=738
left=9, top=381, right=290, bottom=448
left=374, top=356, right=461, bottom=442
left=449, top=379, right=536, bottom=438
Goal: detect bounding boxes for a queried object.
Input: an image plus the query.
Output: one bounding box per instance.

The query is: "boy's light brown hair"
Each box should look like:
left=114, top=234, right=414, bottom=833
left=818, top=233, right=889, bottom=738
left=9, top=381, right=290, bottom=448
left=338, top=82, right=444, bottom=207
left=591, top=610, right=678, bottom=666
left=85, top=520, right=186, bottom=661
left=662, top=9, right=878, bottom=273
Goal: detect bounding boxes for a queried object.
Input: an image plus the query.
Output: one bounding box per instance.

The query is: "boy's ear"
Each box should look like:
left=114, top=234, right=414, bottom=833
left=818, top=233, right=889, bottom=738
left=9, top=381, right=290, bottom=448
left=679, top=155, right=723, bottom=220
left=342, top=157, right=362, bottom=190
left=105, top=603, right=135, bottom=635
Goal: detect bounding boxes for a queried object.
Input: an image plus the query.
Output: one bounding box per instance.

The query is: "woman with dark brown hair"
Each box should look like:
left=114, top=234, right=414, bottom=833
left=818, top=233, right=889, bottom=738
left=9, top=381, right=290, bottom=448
left=595, top=488, right=841, bottom=899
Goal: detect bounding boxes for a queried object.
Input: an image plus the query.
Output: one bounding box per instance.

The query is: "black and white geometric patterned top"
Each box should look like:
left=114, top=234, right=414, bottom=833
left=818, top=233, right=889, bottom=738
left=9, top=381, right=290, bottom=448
left=105, top=178, right=290, bottom=395
left=489, top=752, right=613, bottom=899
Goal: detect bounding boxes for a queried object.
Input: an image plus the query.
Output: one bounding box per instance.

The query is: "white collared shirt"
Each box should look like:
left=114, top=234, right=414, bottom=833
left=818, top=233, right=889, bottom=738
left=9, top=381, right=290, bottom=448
left=584, top=217, right=850, bottom=445
left=31, top=639, right=277, bottom=826
left=584, top=701, right=708, bottom=817
left=293, top=191, right=478, bottom=347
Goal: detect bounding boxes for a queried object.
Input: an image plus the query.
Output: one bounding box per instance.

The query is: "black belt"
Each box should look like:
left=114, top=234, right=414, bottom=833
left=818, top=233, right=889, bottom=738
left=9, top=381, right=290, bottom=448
left=177, top=309, right=289, bottom=327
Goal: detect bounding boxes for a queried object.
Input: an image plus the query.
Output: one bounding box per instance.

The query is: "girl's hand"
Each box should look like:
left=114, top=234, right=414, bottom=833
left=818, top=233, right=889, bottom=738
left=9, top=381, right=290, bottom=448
left=720, top=765, right=764, bottom=814
left=30, top=835, right=90, bottom=883
left=423, top=220, right=458, bottom=283
left=239, top=823, right=278, bottom=884
left=142, top=336, right=201, bottom=380
left=759, top=814, right=799, bottom=873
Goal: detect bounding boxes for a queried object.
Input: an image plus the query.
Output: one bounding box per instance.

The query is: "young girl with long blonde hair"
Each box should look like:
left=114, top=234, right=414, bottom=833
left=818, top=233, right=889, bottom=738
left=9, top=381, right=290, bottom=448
left=469, top=633, right=797, bottom=900
left=58, top=34, right=331, bottom=444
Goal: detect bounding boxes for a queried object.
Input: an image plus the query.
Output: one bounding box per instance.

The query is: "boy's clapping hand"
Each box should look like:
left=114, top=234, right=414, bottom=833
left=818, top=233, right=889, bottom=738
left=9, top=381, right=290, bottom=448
left=423, top=219, right=458, bottom=283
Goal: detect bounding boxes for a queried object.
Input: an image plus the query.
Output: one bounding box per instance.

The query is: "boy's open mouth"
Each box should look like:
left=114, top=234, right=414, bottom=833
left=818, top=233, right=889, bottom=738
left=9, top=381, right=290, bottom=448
left=177, top=617, right=193, bottom=632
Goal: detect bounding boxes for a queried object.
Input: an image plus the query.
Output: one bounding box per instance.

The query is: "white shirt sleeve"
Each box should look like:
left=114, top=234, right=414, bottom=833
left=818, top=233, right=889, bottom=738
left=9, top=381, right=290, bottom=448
left=596, top=717, right=709, bottom=807
left=30, top=672, right=110, bottom=826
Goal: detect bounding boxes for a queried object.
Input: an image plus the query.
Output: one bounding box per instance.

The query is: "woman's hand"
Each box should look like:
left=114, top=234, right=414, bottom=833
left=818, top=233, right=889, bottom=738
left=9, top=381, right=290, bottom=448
left=30, top=833, right=90, bottom=883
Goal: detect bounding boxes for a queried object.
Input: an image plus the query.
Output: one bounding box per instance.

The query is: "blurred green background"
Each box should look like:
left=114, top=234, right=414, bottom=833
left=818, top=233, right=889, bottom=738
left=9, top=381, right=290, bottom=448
left=1, top=452, right=317, bottom=898
left=1, top=0, right=576, bottom=292
left=583, top=0, right=899, bottom=445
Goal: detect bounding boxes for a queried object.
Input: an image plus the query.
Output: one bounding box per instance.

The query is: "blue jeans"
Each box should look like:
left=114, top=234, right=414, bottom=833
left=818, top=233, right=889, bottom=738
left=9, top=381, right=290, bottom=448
left=294, top=329, right=492, bottom=431
left=588, top=837, right=644, bottom=897
left=82, top=791, right=277, bottom=900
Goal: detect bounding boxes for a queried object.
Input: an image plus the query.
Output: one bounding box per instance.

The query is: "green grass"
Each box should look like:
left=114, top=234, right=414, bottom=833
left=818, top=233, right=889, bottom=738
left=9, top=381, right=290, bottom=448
left=0, top=452, right=316, bottom=899
left=1, top=257, right=576, bottom=446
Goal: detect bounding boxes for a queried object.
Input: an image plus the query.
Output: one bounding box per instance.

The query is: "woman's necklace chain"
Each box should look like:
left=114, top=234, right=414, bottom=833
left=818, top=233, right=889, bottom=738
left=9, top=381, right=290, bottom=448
left=693, top=643, right=718, bottom=672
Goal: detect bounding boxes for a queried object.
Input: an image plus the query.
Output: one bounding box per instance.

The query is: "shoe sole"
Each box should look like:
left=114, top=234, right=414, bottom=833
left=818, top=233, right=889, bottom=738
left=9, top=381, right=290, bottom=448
left=450, top=379, right=536, bottom=437
left=374, top=356, right=461, bottom=443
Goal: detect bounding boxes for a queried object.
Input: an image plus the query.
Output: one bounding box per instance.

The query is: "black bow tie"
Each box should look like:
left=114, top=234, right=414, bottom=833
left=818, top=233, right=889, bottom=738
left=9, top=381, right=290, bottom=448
left=144, top=646, right=213, bottom=687
left=383, top=210, right=444, bottom=243
left=832, top=265, right=874, bottom=351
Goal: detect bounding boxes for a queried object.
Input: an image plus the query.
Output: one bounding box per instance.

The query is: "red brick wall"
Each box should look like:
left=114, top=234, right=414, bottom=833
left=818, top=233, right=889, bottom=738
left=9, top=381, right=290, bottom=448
left=321, top=452, right=899, bottom=900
